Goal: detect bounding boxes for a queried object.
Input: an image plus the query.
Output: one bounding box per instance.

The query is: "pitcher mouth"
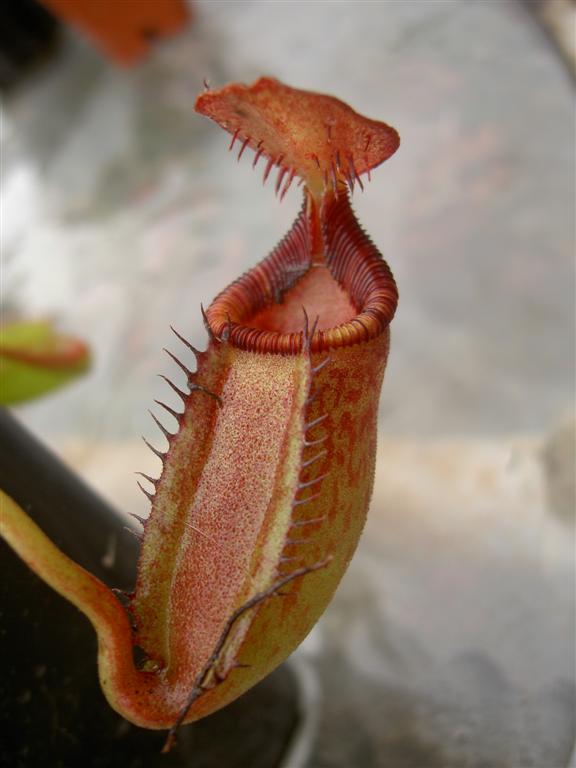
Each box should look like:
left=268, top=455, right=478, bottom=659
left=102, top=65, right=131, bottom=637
left=206, top=192, right=398, bottom=355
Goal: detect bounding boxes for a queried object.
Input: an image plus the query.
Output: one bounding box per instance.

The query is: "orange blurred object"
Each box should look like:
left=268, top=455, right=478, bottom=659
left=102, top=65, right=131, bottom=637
left=39, top=0, right=190, bottom=65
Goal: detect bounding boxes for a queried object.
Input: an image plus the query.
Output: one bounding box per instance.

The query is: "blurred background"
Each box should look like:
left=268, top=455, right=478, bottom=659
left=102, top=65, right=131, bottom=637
left=1, top=1, right=574, bottom=766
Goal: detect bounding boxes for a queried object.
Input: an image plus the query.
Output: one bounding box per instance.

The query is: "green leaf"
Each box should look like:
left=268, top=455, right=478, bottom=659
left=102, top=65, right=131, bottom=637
left=0, top=320, right=90, bottom=405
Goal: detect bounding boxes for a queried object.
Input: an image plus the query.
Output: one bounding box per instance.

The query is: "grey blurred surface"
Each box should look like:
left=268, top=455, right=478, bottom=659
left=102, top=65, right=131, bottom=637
left=2, top=0, right=574, bottom=443
left=302, top=433, right=575, bottom=768
left=1, top=1, right=574, bottom=767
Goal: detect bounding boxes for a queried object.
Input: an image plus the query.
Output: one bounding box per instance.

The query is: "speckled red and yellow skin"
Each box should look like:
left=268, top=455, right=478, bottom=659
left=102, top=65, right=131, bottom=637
left=0, top=77, right=399, bottom=747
